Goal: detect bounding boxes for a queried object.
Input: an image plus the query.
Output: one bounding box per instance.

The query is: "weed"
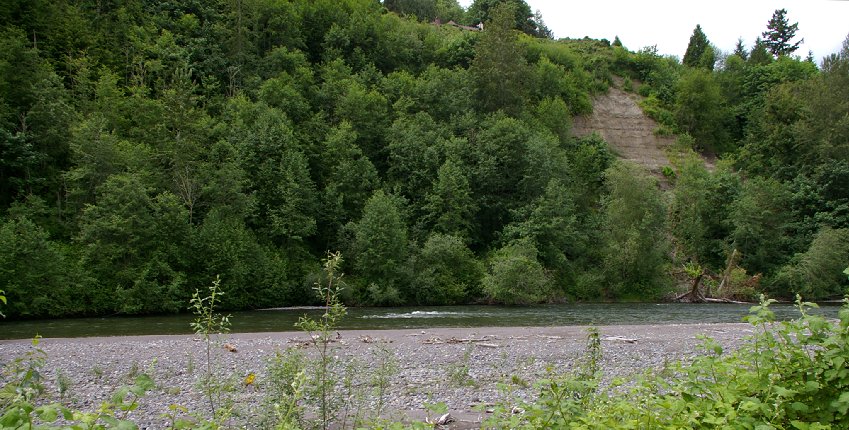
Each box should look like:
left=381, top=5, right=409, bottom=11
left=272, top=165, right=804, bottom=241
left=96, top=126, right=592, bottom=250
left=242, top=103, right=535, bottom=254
left=295, top=251, right=346, bottom=430
left=189, top=275, right=232, bottom=417
left=261, top=348, right=307, bottom=428
left=55, top=369, right=72, bottom=400
left=510, top=374, right=530, bottom=388
left=370, top=343, right=398, bottom=418
left=125, top=361, right=140, bottom=381
left=446, top=344, right=476, bottom=387
left=91, top=365, right=104, bottom=380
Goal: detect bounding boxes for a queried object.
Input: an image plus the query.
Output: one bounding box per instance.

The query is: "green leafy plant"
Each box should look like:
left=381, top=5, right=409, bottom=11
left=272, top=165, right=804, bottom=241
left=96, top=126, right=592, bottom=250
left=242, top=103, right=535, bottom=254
left=446, top=344, right=476, bottom=387
left=295, top=251, right=347, bottom=430
left=262, top=348, right=307, bottom=429
left=189, top=275, right=232, bottom=417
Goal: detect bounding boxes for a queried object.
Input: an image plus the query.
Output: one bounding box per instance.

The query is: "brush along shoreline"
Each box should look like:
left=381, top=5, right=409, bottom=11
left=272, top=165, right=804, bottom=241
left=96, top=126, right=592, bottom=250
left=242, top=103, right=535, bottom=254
left=0, top=323, right=753, bottom=428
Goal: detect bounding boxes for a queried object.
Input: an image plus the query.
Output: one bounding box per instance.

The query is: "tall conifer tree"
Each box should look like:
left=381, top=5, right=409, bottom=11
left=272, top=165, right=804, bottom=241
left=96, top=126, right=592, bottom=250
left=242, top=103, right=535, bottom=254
left=762, top=8, right=803, bottom=57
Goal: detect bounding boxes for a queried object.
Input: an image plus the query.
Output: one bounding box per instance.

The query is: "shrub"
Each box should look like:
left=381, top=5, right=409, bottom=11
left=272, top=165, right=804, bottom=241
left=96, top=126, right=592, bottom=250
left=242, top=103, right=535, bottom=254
left=482, top=239, right=551, bottom=305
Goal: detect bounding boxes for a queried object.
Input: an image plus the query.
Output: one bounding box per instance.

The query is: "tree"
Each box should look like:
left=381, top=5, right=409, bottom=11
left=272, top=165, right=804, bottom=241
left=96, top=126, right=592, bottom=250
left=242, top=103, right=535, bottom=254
left=423, top=159, right=477, bottom=239
left=600, top=162, right=670, bottom=299
left=772, top=227, right=849, bottom=299
left=503, top=179, right=582, bottom=284
left=730, top=177, right=795, bottom=276
left=675, top=68, right=731, bottom=153
left=762, top=9, right=803, bottom=58
left=470, top=1, right=528, bottom=115
left=532, top=9, right=552, bottom=39
left=612, top=36, right=623, bottom=47
left=466, top=0, right=535, bottom=35
left=683, top=24, right=715, bottom=70
left=319, top=121, right=380, bottom=246
left=409, top=233, right=483, bottom=305
left=350, top=190, right=409, bottom=305
left=748, top=37, right=772, bottom=65
left=482, top=239, right=550, bottom=305
left=0, top=216, right=79, bottom=317
left=733, top=38, right=748, bottom=60
left=76, top=173, right=191, bottom=314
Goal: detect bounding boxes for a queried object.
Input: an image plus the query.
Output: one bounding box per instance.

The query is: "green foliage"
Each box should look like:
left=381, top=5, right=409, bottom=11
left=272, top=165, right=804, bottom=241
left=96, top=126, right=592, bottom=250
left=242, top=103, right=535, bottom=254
left=189, top=275, right=233, bottom=417
left=682, top=24, right=715, bottom=70
left=350, top=190, right=409, bottom=305
left=772, top=227, right=849, bottom=299
left=410, top=233, right=483, bottom=305
left=0, top=0, right=843, bottom=313
left=730, top=177, right=795, bottom=276
left=763, top=9, right=803, bottom=58
left=0, top=216, right=81, bottom=318
left=296, top=251, right=347, bottom=430
left=670, top=155, right=740, bottom=270
left=470, top=1, right=529, bottom=115
left=600, top=162, right=670, bottom=299
left=675, top=68, right=731, bottom=153
left=482, top=239, right=551, bottom=305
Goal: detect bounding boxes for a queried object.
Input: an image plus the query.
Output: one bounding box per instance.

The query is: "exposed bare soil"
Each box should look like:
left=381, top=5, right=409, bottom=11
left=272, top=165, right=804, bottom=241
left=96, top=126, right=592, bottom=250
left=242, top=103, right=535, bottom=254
left=572, top=84, right=676, bottom=174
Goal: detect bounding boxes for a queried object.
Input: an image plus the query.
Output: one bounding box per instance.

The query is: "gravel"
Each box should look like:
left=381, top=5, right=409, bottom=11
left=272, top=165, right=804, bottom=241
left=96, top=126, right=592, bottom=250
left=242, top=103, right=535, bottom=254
left=0, top=323, right=755, bottom=429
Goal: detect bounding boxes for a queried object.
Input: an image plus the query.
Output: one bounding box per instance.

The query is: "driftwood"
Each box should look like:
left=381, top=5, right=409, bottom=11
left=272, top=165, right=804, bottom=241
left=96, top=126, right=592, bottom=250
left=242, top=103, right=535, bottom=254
left=422, top=335, right=499, bottom=345
left=675, top=271, right=706, bottom=303
left=603, top=336, right=638, bottom=343
left=704, top=297, right=753, bottom=305
left=426, top=412, right=455, bottom=428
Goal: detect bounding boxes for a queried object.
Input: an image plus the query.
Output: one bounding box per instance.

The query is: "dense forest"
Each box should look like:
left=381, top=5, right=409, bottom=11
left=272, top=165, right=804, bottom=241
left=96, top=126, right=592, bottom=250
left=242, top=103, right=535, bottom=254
left=0, top=0, right=847, bottom=318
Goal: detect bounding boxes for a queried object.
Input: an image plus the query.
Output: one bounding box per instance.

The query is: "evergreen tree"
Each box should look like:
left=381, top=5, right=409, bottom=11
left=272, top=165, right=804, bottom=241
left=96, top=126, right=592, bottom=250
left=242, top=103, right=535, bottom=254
left=532, top=9, right=552, bottom=39
left=470, top=1, right=528, bottom=115
left=683, top=24, right=714, bottom=69
left=424, top=159, right=477, bottom=239
left=748, top=37, right=772, bottom=65
left=762, top=8, right=803, bottom=58
left=467, top=0, right=535, bottom=35
left=733, top=38, right=748, bottom=60
left=351, top=190, right=410, bottom=305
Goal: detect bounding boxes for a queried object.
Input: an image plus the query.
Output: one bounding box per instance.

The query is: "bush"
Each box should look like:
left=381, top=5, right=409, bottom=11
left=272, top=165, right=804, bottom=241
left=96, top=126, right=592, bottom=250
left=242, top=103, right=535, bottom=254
left=409, top=234, right=483, bottom=305
left=482, top=239, right=551, bottom=305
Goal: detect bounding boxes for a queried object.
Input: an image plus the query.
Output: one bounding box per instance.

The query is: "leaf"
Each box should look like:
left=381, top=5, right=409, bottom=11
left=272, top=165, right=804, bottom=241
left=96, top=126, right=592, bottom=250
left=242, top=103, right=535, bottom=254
left=832, top=392, right=849, bottom=414
left=790, top=402, right=809, bottom=413
left=35, top=404, right=59, bottom=421
left=114, top=419, right=139, bottom=430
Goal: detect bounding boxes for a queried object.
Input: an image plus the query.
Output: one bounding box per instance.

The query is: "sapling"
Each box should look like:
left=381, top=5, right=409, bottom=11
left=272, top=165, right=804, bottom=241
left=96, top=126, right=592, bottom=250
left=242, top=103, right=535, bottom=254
left=296, top=251, right=346, bottom=430
left=189, top=275, right=232, bottom=416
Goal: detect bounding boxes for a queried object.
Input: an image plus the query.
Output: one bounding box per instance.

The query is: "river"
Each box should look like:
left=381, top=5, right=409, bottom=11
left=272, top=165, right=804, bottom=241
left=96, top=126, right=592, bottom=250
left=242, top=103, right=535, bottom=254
left=0, top=302, right=842, bottom=340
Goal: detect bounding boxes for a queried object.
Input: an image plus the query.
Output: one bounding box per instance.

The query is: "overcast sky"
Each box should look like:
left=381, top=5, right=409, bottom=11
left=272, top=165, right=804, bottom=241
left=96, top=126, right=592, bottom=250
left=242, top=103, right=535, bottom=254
left=458, top=0, right=849, bottom=63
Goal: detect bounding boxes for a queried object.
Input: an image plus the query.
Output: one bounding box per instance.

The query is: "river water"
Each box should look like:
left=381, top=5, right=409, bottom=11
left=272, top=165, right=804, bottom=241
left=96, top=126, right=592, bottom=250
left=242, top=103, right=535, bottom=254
left=0, top=302, right=842, bottom=340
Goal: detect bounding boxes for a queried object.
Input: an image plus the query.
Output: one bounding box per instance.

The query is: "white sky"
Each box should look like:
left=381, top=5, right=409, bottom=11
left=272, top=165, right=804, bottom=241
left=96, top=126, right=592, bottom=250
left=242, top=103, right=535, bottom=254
left=458, top=0, right=849, bottom=62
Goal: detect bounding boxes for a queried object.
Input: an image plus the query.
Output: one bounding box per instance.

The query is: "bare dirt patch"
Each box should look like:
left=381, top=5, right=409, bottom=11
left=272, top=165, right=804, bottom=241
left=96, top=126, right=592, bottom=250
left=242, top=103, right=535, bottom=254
left=572, top=84, right=676, bottom=174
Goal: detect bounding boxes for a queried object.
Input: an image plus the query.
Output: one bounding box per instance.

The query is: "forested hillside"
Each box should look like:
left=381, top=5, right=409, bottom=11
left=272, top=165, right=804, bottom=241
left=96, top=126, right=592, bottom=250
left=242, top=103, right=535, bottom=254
left=1, top=0, right=847, bottom=318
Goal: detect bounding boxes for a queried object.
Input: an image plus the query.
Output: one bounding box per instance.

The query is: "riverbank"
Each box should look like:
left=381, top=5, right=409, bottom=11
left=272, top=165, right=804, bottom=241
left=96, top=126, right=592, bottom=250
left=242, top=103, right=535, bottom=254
left=0, top=323, right=754, bottom=428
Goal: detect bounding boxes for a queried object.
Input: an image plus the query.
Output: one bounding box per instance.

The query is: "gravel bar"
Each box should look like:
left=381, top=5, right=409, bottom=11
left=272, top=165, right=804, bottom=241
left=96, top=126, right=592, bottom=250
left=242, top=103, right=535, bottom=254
left=0, top=323, right=754, bottom=429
